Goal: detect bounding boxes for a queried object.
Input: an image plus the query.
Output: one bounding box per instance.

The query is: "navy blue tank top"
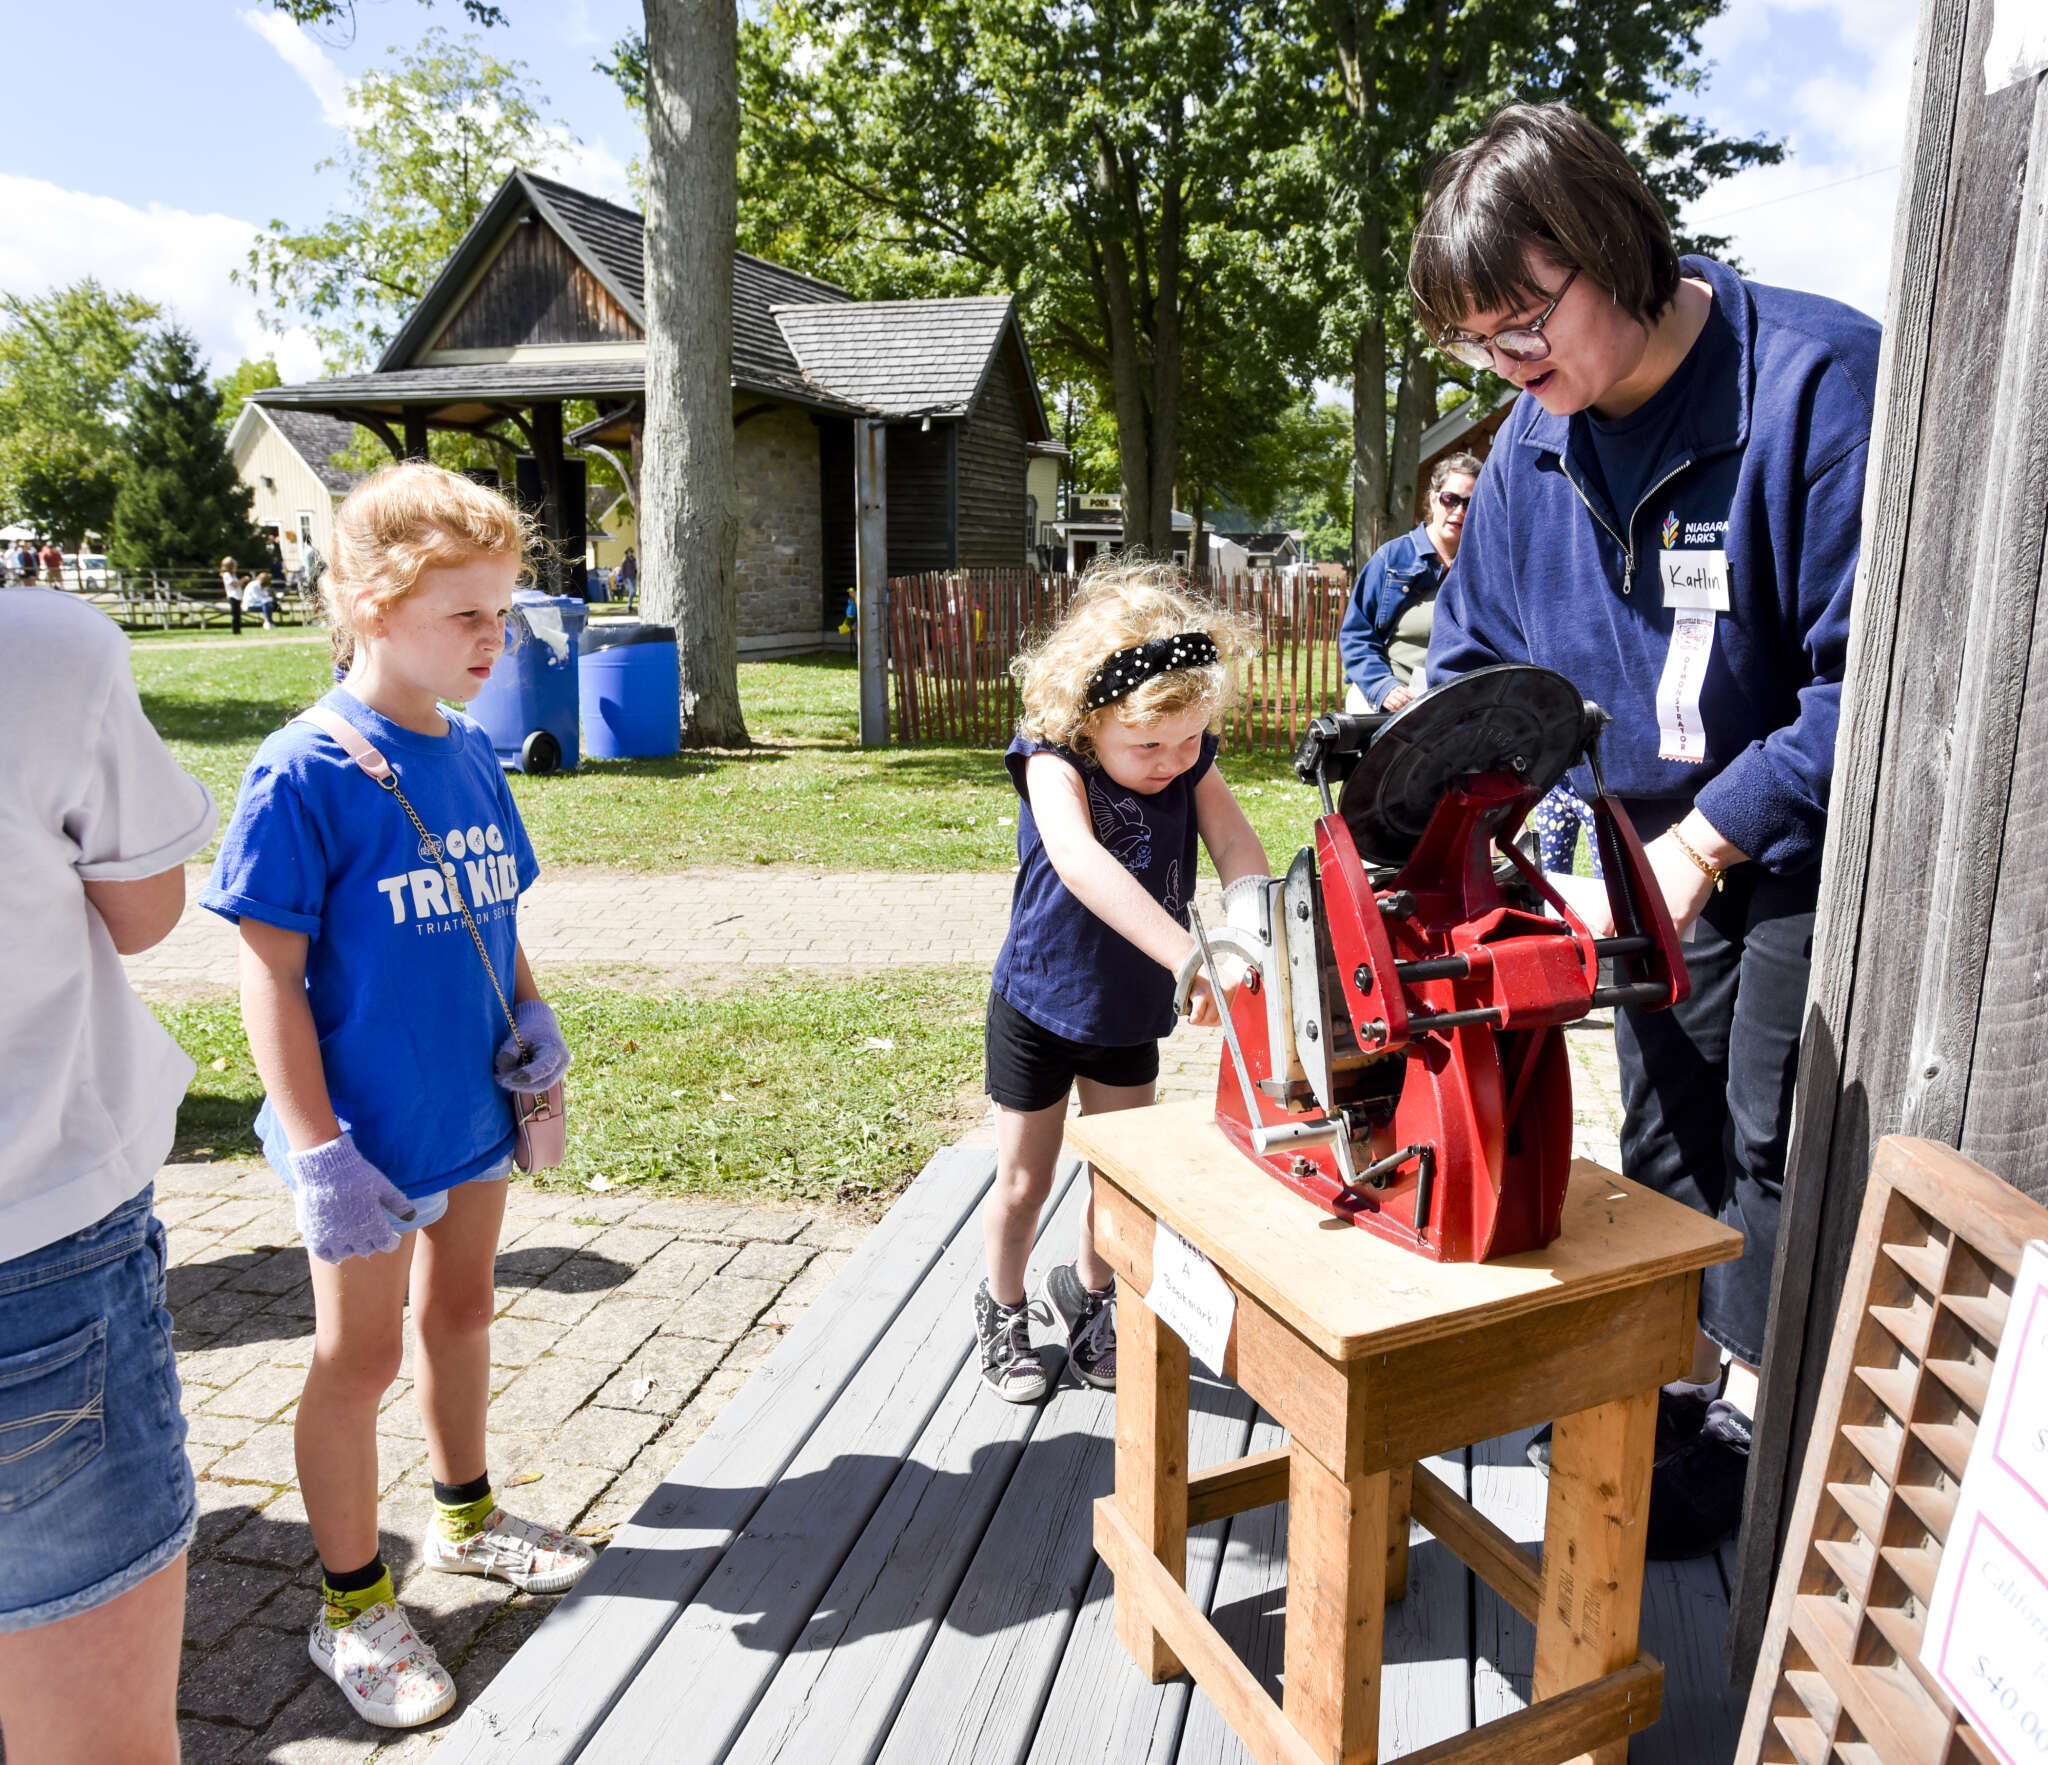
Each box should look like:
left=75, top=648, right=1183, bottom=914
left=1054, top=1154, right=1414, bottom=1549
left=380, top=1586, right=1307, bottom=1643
left=991, top=731, right=1217, bottom=1045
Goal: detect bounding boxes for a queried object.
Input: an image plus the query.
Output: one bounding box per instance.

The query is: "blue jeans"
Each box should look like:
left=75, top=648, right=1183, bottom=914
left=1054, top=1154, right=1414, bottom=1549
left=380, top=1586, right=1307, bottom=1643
left=0, top=1187, right=194, bottom=1632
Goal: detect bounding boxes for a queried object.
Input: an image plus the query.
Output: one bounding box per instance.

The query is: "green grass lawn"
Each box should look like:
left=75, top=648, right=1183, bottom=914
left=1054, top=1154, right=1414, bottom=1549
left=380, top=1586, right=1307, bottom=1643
left=132, top=640, right=1328, bottom=873
left=157, top=968, right=989, bottom=1205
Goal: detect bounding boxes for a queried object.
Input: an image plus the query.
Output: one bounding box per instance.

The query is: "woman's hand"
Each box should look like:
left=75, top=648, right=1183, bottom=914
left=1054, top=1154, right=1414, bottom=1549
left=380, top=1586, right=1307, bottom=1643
left=1381, top=685, right=1415, bottom=712
left=1644, top=811, right=1748, bottom=941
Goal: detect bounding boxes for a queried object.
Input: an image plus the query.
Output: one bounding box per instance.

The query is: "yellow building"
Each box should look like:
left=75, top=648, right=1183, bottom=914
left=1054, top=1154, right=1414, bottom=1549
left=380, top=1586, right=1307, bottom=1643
left=227, top=403, right=362, bottom=571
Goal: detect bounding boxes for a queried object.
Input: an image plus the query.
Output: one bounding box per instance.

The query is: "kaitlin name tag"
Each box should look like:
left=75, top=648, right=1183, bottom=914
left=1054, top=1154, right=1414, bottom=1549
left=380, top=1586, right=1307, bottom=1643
left=1660, top=549, right=1732, bottom=612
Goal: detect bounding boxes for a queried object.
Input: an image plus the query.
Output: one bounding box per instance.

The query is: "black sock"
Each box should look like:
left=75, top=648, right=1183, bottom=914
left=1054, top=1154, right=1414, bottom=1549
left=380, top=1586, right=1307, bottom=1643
left=321, top=1552, right=387, bottom=1593
left=432, top=1471, right=492, bottom=1508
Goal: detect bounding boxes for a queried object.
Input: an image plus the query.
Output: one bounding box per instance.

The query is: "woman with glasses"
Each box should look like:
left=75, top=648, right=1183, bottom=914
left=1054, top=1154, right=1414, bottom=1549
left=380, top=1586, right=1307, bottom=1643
left=1411, top=103, right=1879, bottom=1563
left=1338, top=451, right=1482, bottom=713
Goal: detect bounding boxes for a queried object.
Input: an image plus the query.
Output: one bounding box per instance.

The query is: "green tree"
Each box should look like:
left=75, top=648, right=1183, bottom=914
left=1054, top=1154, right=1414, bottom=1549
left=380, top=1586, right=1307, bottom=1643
left=241, top=28, right=572, bottom=368
left=213, top=355, right=283, bottom=430
left=109, top=329, right=268, bottom=571
left=1280, top=0, right=1781, bottom=562
left=0, top=281, right=158, bottom=548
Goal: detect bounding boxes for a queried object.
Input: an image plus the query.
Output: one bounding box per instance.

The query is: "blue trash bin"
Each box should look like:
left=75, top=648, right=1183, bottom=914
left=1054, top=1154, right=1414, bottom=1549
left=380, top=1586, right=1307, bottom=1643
left=579, top=621, right=681, bottom=759
left=469, top=590, right=586, bottom=773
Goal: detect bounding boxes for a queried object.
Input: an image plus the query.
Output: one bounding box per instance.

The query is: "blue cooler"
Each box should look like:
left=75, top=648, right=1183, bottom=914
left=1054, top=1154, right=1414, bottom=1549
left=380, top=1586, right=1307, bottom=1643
left=469, top=590, right=586, bottom=773
left=579, top=621, right=681, bottom=759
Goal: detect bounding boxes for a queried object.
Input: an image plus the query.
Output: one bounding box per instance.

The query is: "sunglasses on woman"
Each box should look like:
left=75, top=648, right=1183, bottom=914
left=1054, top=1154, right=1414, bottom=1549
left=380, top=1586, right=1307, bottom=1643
left=1435, top=267, right=1580, bottom=372
left=1436, top=490, right=1471, bottom=512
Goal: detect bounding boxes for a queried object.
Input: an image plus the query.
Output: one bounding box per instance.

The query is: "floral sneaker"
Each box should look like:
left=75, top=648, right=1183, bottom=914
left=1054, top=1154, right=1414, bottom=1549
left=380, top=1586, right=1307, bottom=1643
left=308, top=1601, right=457, bottom=1729
left=423, top=1507, right=595, bottom=1595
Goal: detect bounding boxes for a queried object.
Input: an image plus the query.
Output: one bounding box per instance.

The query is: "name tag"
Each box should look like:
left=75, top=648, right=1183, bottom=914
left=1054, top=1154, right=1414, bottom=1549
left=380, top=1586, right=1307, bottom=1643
left=1660, top=549, right=1732, bottom=611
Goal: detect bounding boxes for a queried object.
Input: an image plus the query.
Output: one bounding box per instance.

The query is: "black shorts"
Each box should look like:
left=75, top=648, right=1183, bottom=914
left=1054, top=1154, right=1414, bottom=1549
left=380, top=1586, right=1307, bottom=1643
left=984, top=991, right=1159, bottom=1112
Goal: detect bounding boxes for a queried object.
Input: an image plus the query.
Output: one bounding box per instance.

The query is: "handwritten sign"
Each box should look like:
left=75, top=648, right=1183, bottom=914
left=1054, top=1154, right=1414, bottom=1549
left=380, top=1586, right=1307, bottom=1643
left=1923, top=1240, right=2048, bottom=1764
left=1145, top=1223, right=1236, bottom=1373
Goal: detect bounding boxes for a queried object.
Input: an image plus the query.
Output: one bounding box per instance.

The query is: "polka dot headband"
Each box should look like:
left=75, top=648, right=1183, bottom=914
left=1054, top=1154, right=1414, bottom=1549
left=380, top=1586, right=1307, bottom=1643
left=1083, top=632, right=1222, bottom=713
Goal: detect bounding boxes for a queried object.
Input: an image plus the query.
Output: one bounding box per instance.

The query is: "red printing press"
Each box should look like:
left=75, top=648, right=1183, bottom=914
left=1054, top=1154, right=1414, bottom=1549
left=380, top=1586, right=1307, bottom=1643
left=1176, top=665, right=1690, bottom=1264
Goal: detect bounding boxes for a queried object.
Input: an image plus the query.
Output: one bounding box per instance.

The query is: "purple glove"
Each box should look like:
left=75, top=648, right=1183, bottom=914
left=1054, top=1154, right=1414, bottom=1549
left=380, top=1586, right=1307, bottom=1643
left=290, top=1134, right=416, bottom=1264
left=494, top=999, right=571, bottom=1094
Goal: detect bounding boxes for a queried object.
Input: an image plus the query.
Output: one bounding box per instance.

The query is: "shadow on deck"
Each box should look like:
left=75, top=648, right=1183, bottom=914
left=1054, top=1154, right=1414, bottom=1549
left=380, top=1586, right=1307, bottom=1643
left=438, top=1148, right=1742, bottom=1764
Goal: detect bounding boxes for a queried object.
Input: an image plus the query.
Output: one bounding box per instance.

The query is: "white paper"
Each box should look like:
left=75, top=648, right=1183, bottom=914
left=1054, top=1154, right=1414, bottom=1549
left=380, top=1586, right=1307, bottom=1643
left=1659, top=548, right=1732, bottom=611
left=1922, top=1240, right=2048, bottom=1765
left=1985, top=0, right=2048, bottom=92
left=1655, top=609, right=1716, bottom=764
left=1145, top=1223, right=1236, bottom=1373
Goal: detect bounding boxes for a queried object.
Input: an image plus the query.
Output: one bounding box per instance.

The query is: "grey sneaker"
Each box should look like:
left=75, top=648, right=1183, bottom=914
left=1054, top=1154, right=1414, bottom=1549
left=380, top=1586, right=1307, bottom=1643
left=974, top=1281, right=1050, bottom=1403
left=1041, top=1263, right=1116, bottom=1390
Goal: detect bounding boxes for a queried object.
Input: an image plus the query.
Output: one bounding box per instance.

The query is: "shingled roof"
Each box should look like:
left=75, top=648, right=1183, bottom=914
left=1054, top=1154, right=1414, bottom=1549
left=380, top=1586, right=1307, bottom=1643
left=263, top=408, right=363, bottom=496
left=772, top=297, right=1018, bottom=419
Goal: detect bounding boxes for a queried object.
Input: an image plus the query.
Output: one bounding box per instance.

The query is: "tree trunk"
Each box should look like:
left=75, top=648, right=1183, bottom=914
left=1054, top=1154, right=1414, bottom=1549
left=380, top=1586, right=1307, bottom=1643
left=641, top=0, right=747, bottom=747
left=1385, top=330, right=1434, bottom=534
left=1147, top=165, right=1183, bottom=560
left=1351, top=312, right=1387, bottom=567
left=1190, top=481, right=1206, bottom=576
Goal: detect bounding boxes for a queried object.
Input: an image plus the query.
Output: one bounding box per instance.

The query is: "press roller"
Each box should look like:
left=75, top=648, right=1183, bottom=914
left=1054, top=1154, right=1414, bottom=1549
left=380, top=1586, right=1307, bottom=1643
left=1176, top=664, right=1691, bottom=1263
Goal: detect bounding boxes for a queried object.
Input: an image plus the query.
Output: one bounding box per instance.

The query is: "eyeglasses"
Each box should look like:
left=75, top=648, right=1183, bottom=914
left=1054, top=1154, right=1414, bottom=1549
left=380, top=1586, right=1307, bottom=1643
left=1435, top=490, right=1471, bottom=512
left=1436, top=267, right=1579, bottom=372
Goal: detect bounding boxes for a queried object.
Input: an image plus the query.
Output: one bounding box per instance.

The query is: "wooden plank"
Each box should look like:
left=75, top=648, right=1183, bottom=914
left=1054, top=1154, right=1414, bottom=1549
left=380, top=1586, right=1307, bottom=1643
left=1412, top=1461, right=1541, bottom=1622
left=435, top=1144, right=1001, bottom=1764
left=1472, top=1427, right=1549, bottom=1727
left=1116, top=1271, right=1193, bottom=1680
left=870, top=1377, right=1117, bottom=1765
left=1023, top=1369, right=1257, bottom=1765
left=1532, top=1390, right=1657, bottom=1765
left=1280, top=1450, right=1390, bottom=1765
left=1188, top=1447, right=1292, bottom=1526
left=725, top=1179, right=1097, bottom=1765
left=1392, top=1659, right=1661, bottom=1765
left=1069, top=1106, right=1739, bottom=1361
left=579, top=1162, right=1086, bottom=1763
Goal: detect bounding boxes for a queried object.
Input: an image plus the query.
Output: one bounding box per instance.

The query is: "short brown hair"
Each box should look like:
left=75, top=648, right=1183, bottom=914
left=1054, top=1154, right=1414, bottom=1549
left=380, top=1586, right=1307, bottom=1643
left=1408, top=104, right=1680, bottom=336
left=1428, top=452, right=1485, bottom=500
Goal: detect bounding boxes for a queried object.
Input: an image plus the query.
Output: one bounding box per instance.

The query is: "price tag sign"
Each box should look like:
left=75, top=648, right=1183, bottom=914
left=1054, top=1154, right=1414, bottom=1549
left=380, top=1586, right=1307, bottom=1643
left=1144, top=1223, right=1236, bottom=1374
left=1923, top=1241, right=2048, bottom=1763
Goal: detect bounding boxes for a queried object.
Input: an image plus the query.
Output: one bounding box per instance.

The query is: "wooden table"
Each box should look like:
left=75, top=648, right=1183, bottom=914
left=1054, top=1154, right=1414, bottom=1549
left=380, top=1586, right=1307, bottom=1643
left=1070, top=1100, right=1744, bottom=1765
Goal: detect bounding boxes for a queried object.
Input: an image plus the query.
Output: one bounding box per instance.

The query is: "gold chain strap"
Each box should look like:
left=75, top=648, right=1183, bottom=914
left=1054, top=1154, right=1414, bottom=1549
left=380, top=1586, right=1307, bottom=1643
left=374, top=772, right=531, bottom=1060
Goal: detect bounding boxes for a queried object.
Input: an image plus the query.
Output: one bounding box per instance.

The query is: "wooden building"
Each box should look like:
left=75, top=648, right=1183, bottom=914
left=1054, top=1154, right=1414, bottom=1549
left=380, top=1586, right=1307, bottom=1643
left=226, top=403, right=362, bottom=574
left=253, top=169, right=1057, bottom=652
left=1730, top=0, right=2048, bottom=1678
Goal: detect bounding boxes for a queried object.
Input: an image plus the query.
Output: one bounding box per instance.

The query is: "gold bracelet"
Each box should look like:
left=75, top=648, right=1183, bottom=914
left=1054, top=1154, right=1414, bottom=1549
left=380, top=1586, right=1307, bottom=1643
left=1671, top=827, right=1725, bottom=891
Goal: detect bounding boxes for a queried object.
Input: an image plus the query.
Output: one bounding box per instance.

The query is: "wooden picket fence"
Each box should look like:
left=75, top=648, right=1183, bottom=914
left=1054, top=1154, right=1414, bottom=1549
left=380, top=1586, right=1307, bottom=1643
left=886, top=567, right=1353, bottom=754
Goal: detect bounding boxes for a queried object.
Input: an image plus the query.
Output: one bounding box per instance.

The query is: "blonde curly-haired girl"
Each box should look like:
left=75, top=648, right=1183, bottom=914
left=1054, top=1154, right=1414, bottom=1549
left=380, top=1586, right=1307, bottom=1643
left=979, top=558, right=1271, bottom=1401
left=200, top=462, right=589, bottom=1729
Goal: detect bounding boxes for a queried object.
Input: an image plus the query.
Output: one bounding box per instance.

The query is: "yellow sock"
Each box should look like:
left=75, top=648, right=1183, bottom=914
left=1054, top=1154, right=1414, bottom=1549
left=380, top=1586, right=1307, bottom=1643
left=321, top=1565, right=394, bottom=1629
left=434, top=1488, right=498, bottom=1543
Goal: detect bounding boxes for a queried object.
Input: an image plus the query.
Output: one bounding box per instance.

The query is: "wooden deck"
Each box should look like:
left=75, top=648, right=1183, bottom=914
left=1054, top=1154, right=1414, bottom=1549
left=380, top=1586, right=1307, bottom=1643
left=439, top=1147, right=1743, bottom=1765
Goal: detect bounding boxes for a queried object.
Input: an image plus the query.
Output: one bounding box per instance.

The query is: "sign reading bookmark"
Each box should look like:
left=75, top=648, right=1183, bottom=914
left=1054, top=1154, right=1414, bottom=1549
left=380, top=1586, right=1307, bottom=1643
left=1144, top=1223, right=1236, bottom=1373
left=1921, top=1239, right=2048, bottom=1765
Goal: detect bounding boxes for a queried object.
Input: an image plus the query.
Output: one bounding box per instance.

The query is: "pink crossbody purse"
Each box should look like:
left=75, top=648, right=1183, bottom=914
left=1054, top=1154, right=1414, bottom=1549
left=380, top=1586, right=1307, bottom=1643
left=296, top=706, right=566, bottom=1171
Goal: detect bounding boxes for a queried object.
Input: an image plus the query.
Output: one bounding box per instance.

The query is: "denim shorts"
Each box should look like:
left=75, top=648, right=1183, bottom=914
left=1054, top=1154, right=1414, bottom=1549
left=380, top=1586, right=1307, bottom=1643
left=274, top=1152, right=515, bottom=1236
left=0, top=1186, right=194, bottom=1633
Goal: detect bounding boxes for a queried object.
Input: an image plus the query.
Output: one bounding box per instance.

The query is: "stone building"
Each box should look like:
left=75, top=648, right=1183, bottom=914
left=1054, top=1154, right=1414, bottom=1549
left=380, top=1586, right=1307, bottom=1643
left=253, top=169, right=1062, bottom=653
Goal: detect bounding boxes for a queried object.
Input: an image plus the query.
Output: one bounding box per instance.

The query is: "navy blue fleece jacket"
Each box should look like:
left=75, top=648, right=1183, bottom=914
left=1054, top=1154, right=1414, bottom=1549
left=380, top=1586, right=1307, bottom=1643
left=1426, top=256, right=1880, bottom=874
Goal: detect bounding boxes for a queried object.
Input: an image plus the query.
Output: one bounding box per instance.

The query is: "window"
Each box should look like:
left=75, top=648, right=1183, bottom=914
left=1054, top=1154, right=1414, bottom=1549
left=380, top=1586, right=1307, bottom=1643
left=296, top=512, right=315, bottom=550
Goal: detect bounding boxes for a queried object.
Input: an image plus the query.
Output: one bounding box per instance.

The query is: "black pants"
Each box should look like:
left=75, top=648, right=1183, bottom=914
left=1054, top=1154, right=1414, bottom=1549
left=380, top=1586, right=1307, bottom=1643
left=229, top=599, right=242, bottom=635
left=1614, top=865, right=1819, bottom=1366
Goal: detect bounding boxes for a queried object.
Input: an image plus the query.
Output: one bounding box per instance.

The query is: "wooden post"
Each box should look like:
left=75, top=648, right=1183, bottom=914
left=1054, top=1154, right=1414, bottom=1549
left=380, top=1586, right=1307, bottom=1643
left=855, top=418, right=888, bottom=747
left=531, top=401, right=567, bottom=597
left=402, top=411, right=429, bottom=461
left=1282, top=1446, right=1390, bottom=1765
left=1113, top=1273, right=1188, bottom=1681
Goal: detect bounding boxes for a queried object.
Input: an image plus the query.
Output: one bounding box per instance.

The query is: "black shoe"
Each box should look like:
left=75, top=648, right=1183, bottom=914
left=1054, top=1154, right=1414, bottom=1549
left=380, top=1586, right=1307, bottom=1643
left=973, top=1281, right=1050, bottom=1404
left=1041, top=1263, right=1117, bottom=1390
left=1646, top=1399, right=1751, bottom=1560
left=1525, top=1373, right=1725, bottom=1474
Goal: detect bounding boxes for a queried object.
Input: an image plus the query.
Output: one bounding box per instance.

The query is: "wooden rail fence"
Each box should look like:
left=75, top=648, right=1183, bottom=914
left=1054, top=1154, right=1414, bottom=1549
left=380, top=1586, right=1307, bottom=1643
left=886, top=567, right=1354, bottom=754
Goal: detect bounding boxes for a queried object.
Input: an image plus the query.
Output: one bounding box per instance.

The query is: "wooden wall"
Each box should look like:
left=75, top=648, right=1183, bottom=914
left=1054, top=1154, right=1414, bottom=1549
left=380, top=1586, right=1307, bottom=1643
left=883, top=422, right=955, bottom=574
left=436, top=217, right=640, bottom=352
left=1732, top=0, right=2048, bottom=1674
left=817, top=415, right=856, bottom=629
left=956, top=334, right=1032, bottom=568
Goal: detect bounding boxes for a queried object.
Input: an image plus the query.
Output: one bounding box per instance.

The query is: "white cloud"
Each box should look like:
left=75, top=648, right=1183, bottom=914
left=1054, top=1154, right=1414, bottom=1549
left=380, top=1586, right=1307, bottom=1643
left=1686, top=0, right=1917, bottom=318
left=532, top=126, right=635, bottom=203
left=0, top=174, right=324, bottom=382
left=238, top=8, right=363, bottom=130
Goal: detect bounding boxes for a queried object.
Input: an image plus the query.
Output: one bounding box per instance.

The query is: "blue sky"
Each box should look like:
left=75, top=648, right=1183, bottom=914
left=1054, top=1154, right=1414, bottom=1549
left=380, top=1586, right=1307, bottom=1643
left=0, top=0, right=1912, bottom=381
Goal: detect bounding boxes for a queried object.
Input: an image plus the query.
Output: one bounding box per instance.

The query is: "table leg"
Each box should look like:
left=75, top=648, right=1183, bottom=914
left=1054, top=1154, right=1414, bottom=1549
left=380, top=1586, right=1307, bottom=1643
left=1114, top=1272, right=1188, bottom=1682
left=1385, top=1465, right=1413, bottom=1605
left=1533, top=1386, right=1658, bottom=1765
left=1283, top=1445, right=1390, bottom=1765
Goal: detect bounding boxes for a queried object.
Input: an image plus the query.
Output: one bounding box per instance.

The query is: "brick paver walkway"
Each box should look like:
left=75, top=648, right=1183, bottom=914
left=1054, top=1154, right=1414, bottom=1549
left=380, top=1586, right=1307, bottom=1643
left=130, top=863, right=1625, bottom=1759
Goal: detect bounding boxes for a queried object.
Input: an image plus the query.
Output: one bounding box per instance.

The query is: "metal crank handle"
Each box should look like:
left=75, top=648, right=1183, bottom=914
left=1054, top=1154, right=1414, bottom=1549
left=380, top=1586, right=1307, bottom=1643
left=1172, top=925, right=1268, bottom=1016
left=1248, top=1116, right=1342, bottom=1155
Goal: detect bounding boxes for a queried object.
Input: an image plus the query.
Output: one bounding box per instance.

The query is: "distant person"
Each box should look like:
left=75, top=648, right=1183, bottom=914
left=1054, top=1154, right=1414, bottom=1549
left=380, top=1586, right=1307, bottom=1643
left=978, top=561, right=1271, bottom=1401
left=219, top=555, right=244, bottom=636
left=201, top=462, right=589, bottom=1729
left=38, top=540, right=63, bottom=586
left=265, top=531, right=287, bottom=582
left=15, top=544, right=37, bottom=586
left=1338, top=452, right=1482, bottom=712
left=0, top=588, right=219, bottom=1764
left=617, top=546, right=637, bottom=608
left=244, top=569, right=277, bottom=630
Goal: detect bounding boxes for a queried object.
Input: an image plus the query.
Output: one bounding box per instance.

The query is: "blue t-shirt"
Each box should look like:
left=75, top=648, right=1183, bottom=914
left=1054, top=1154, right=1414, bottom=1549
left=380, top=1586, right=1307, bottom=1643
left=1580, top=321, right=1708, bottom=548
left=201, top=689, right=540, bottom=1199
left=991, top=731, right=1217, bottom=1046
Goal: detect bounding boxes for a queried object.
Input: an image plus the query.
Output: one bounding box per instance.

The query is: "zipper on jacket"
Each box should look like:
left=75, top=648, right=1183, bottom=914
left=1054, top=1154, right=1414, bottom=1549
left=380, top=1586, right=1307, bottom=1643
left=1557, top=453, right=1694, bottom=596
